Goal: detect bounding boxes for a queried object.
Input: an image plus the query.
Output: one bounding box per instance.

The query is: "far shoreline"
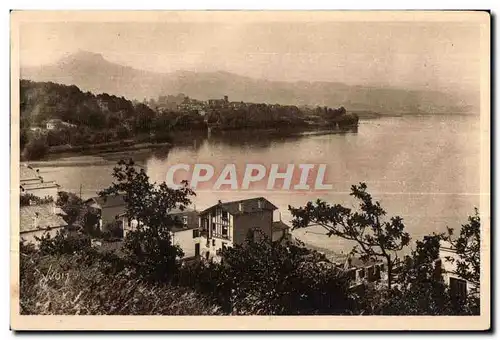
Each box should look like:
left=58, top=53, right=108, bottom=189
left=21, top=113, right=476, bottom=164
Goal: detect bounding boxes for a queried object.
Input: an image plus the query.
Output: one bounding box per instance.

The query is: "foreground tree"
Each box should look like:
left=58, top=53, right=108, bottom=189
left=22, top=134, right=48, bottom=160
left=99, top=159, right=196, bottom=281
left=444, top=208, right=480, bottom=292
left=388, top=234, right=454, bottom=315
left=20, top=193, right=53, bottom=207
left=225, top=233, right=352, bottom=315
left=289, top=183, right=410, bottom=288
left=56, top=191, right=83, bottom=226
left=177, top=231, right=352, bottom=315
left=378, top=230, right=478, bottom=315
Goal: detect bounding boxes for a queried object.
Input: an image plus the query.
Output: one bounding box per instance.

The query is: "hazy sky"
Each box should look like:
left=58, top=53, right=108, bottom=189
left=19, top=20, right=481, bottom=94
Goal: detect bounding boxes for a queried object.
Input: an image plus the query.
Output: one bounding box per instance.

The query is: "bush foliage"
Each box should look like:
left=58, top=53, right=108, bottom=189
left=20, top=248, right=221, bottom=315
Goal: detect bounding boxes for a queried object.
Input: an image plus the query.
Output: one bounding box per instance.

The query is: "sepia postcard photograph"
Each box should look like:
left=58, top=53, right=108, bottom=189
left=9, top=10, right=491, bottom=331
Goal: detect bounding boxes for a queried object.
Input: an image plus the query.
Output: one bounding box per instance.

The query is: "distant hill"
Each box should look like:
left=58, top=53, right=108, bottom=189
left=21, top=51, right=478, bottom=115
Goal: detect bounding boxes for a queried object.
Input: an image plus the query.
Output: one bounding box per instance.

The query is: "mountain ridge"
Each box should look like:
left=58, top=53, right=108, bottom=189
left=21, top=51, right=478, bottom=115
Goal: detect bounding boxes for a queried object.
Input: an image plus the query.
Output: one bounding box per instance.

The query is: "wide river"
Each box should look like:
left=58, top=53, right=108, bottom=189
left=36, top=115, right=482, bottom=254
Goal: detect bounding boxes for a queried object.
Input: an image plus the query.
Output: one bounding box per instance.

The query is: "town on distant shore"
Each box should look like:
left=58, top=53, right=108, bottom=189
left=20, top=79, right=359, bottom=160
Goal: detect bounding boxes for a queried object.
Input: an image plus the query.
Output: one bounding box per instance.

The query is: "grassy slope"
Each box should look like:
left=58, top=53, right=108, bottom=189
left=20, top=252, right=223, bottom=315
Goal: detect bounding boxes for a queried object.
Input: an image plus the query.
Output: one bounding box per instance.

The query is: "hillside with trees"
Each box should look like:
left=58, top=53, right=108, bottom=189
left=19, top=80, right=205, bottom=160
left=19, top=79, right=359, bottom=160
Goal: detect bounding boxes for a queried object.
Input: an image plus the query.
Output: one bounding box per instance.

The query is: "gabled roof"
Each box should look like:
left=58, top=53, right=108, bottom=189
left=85, top=194, right=126, bottom=208
left=20, top=203, right=67, bottom=233
left=20, top=164, right=41, bottom=182
left=200, top=197, right=278, bottom=216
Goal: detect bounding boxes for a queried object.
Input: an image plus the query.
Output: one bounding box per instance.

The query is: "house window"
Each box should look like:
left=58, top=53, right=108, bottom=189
left=182, top=215, right=188, bottom=225
left=222, top=225, right=228, bottom=237
left=221, top=211, right=228, bottom=221
left=450, top=277, right=467, bottom=302
left=192, top=229, right=199, bottom=238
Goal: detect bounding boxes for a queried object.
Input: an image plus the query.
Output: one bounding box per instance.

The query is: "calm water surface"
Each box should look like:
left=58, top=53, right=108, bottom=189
left=38, top=115, right=481, bottom=253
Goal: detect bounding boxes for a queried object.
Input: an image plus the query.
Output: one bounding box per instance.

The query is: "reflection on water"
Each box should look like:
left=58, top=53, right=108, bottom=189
left=38, top=115, right=481, bottom=254
left=206, top=127, right=357, bottom=150
left=167, top=126, right=359, bottom=152
left=208, top=132, right=303, bottom=149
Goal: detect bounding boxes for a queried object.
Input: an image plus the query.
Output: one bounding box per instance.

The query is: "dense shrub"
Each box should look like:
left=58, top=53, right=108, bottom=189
left=36, top=229, right=91, bottom=256
left=20, top=193, right=54, bottom=206
left=102, top=221, right=124, bottom=239
left=22, top=134, right=48, bottom=160
left=19, top=249, right=222, bottom=315
left=175, top=233, right=353, bottom=315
